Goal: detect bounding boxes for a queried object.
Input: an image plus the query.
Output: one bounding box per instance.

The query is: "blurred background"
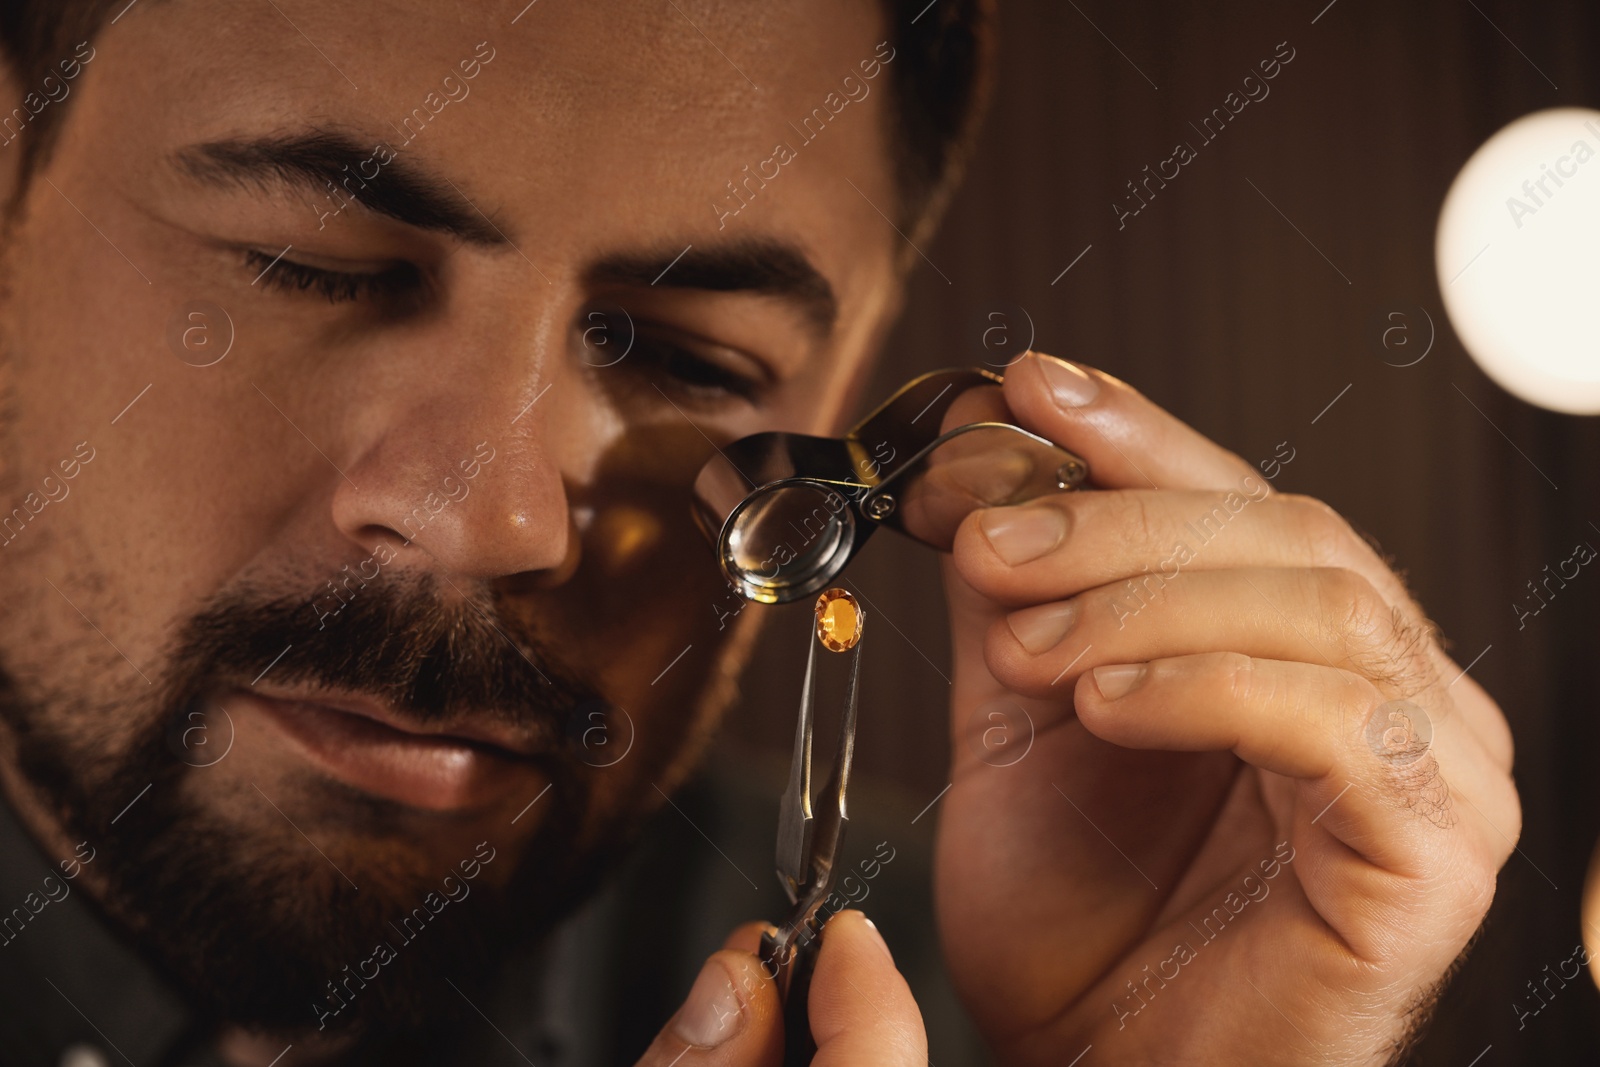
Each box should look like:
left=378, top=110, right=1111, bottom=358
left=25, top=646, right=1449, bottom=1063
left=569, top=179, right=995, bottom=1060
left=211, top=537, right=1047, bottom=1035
left=574, top=0, right=1600, bottom=1062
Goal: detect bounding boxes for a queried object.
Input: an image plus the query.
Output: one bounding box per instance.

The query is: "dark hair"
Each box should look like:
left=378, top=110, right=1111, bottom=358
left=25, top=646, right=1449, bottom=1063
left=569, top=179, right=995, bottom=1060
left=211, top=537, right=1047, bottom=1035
left=881, top=0, right=996, bottom=242
left=0, top=0, right=119, bottom=198
left=0, top=0, right=994, bottom=240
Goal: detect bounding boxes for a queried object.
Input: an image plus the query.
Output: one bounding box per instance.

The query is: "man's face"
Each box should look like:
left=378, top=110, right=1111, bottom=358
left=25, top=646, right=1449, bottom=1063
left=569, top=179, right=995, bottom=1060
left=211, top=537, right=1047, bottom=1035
left=0, top=0, right=901, bottom=1034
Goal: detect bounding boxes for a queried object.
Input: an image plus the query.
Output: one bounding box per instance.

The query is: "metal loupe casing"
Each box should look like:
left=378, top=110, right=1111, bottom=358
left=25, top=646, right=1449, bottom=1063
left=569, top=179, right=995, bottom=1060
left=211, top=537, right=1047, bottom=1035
left=692, top=367, right=1090, bottom=604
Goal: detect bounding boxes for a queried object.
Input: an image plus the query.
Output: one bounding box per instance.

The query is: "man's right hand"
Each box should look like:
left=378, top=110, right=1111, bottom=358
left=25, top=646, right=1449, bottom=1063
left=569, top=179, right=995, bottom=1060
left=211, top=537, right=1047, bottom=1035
left=637, top=910, right=926, bottom=1066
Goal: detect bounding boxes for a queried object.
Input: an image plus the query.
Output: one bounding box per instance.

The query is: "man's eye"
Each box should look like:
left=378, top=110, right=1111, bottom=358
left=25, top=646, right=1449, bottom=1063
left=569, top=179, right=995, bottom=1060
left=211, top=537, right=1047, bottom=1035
left=639, top=337, right=762, bottom=401
left=580, top=310, right=765, bottom=403
left=242, top=249, right=424, bottom=305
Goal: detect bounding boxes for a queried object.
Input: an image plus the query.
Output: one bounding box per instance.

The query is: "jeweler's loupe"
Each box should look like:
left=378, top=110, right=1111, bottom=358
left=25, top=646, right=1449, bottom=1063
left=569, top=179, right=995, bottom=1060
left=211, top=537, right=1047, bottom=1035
left=692, top=367, right=1090, bottom=604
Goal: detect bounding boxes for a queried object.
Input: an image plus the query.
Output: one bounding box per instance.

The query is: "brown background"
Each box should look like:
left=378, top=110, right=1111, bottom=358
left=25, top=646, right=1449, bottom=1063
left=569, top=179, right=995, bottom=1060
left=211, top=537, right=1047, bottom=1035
left=705, top=0, right=1600, bottom=1061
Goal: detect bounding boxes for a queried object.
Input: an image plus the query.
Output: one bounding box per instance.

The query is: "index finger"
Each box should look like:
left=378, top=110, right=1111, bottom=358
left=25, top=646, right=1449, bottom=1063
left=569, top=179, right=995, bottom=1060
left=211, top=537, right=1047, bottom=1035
left=1002, top=351, right=1261, bottom=492
left=809, top=911, right=926, bottom=1067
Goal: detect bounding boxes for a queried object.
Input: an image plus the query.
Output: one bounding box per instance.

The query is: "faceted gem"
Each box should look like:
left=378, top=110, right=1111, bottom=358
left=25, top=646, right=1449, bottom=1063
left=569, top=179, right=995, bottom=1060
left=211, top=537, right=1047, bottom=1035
left=815, top=588, right=863, bottom=652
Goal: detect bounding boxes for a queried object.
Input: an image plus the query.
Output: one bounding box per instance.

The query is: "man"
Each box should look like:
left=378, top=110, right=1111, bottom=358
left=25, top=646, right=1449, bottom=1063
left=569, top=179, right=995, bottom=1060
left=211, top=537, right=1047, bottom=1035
left=0, top=1, right=1518, bottom=1064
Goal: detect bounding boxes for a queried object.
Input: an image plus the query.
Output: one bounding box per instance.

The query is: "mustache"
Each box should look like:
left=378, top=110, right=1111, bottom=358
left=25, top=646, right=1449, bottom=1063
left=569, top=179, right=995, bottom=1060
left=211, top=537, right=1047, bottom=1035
left=0, top=569, right=614, bottom=1034
left=163, top=571, right=598, bottom=736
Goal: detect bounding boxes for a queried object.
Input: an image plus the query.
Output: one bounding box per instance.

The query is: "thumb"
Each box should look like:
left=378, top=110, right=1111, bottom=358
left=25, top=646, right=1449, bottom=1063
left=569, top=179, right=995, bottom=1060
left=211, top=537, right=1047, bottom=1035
left=1000, top=350, right=1256, bottom=491
left=634, top=936, right=784, bottom=1067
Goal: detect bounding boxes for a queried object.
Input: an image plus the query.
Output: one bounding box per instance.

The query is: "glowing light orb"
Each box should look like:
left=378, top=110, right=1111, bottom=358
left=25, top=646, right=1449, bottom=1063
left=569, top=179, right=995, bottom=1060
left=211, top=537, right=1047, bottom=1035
left=1436, top=108, right=1600, bottom=414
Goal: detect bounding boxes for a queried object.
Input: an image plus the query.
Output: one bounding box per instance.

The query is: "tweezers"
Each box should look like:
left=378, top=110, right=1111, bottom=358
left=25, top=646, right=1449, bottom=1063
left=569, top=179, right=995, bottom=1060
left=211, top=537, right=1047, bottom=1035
left=758, top=616, right=863, bottom=1064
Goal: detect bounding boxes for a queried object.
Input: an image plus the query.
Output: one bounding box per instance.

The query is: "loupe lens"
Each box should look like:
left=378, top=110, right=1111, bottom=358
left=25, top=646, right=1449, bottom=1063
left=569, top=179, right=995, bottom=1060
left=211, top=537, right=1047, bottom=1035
left=692, top=370, right=1090, bottom=604
left=722, top=481, right=857, bottom=603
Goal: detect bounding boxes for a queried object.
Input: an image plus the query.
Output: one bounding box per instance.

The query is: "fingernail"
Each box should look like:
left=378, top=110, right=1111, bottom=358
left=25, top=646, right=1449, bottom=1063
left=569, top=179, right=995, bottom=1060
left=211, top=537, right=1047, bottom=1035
left=980, top=505, right=1068, bottom=566
left=1032, top=353, right=1100, bottom=408
left=673, top=959, right=743, bottom=1048
left=1093, top=663, right=1148, bottom=700
left=861, top=915, right=895, bottom=965
left=1006, top=600, right=1079, bottom=655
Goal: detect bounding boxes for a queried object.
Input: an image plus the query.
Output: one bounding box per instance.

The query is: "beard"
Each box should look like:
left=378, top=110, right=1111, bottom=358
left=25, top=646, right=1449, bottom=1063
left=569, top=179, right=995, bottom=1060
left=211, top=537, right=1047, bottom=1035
left=0, top=568, right=661, bottom=1040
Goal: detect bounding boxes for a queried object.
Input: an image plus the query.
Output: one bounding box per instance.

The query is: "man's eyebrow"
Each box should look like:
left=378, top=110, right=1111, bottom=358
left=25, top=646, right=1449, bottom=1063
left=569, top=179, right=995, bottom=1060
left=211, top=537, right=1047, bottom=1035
left=587, top=241, right=838, bottom=336
left=171, top=131, right=507, bottom=246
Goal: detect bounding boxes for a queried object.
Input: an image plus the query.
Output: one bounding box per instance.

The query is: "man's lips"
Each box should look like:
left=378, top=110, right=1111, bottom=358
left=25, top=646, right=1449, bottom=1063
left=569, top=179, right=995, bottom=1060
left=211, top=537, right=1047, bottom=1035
left=228, top=687, right=549, bottom=813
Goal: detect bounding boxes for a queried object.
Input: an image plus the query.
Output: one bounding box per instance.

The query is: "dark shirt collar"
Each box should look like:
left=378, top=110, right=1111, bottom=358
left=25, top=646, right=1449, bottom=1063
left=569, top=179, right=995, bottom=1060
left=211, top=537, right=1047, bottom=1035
left=0, top=790, right=610, bottom=1067
left=0, top=763, right=780, bottom=1067
left=0, top=792, right=196, bottom=1067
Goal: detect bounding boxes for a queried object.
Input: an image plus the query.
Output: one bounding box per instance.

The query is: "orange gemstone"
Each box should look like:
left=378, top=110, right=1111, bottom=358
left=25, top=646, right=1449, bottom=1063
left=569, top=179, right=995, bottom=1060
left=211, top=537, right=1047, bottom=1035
left=815, top=588, right=863, bottom=652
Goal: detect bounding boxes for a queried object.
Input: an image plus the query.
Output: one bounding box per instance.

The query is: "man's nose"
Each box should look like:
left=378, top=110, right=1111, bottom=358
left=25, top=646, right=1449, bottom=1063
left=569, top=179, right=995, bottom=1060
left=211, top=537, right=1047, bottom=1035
left=329, top=390, right=574, bottom=582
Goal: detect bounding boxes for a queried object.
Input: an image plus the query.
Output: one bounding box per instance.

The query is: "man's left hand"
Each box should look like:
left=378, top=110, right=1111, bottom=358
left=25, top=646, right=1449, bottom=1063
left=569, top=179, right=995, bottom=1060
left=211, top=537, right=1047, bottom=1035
left=933, top=352, right=1519, bottom=1065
